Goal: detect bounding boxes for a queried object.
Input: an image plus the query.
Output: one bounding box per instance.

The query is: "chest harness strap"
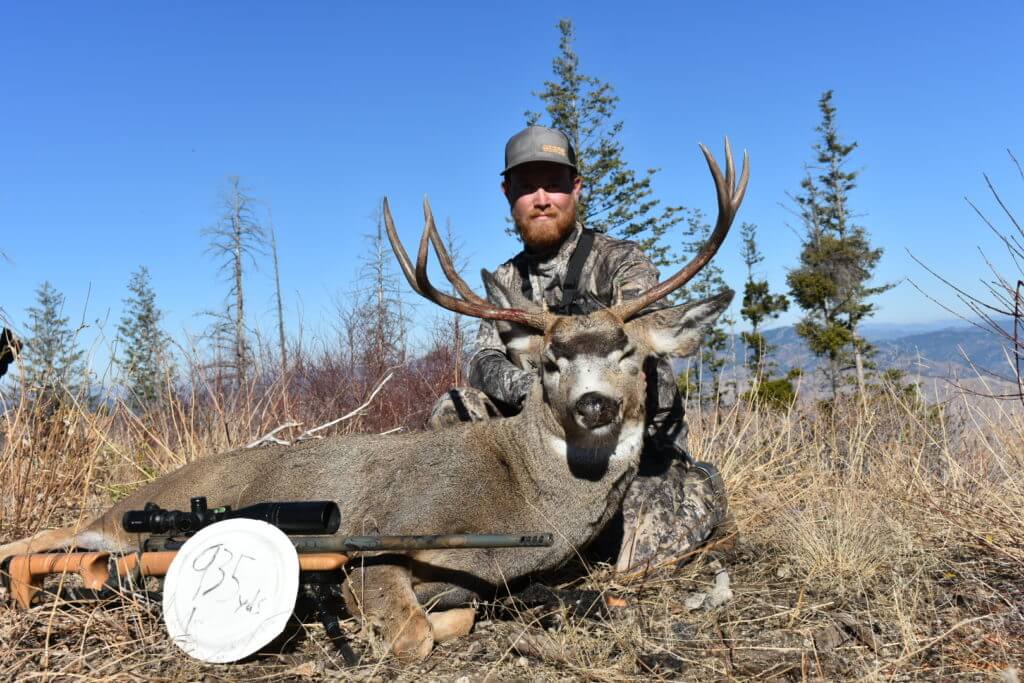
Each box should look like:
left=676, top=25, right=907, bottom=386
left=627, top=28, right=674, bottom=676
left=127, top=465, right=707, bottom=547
left=516, top=228, right=596, bottom=315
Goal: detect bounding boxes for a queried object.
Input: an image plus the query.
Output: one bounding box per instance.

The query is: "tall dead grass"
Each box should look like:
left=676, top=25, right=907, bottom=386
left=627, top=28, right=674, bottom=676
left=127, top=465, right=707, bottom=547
left=0, top=363, right=1021, bottom=679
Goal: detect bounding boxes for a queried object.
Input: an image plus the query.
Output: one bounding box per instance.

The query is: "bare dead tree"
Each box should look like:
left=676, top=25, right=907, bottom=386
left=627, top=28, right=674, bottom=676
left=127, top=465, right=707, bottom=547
left=356, top=205, right=409, bottom=382
left=910, top=149, right=1024, bottom=403
left=268, top=208, right=289, bottom=412
left=201, top=177, right=267, bottom=387
left=441, top=217, right=471, bottom=386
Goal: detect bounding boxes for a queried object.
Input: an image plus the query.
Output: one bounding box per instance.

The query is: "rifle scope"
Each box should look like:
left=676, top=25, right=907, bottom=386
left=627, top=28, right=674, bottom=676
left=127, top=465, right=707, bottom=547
left=122, top=497, right=341, bottom=536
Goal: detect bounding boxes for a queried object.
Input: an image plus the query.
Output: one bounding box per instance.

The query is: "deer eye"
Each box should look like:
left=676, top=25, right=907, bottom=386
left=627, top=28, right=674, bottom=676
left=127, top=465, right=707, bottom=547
left=543, top=350, right=560, bottom=374
left=616, top=344, right=637, bottom=364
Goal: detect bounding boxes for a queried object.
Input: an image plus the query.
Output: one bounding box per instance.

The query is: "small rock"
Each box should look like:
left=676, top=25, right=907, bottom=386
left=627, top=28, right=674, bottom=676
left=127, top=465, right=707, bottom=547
left=683, top=592, right=707, bottom=611
left=684, top=565, right=734, bottom=611
left=516, top=656, right=529, bottom=667
left=705, top=568, right=734, bottom=608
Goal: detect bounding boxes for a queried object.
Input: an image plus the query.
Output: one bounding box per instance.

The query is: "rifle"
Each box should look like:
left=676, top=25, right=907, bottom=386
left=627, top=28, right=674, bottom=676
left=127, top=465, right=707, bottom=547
left=3, top=497, right=554, bottom=609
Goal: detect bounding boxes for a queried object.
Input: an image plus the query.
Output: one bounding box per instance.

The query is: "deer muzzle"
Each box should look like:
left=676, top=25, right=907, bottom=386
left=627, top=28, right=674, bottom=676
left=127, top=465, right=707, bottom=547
left=574, top=392, right=621, bottom=430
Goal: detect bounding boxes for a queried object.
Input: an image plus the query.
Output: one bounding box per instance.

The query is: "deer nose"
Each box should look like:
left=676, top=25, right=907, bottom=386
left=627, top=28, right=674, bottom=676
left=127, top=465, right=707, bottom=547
left=574, top=392, right=620, bottom=429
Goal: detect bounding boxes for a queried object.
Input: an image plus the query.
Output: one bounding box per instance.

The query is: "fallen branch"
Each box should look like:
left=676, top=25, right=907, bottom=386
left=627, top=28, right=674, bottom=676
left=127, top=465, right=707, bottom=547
left=245, top=421, right=302, bottom=449
left=296, top=372, right=395, bottom=442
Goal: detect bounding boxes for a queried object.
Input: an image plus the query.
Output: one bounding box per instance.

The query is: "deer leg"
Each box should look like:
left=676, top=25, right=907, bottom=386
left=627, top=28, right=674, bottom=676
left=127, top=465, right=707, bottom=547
left=427, top=607, right=475, bottom=643
left=0, top=527, right=81, bottom=564
left=343, top=560, right=433, bottom=661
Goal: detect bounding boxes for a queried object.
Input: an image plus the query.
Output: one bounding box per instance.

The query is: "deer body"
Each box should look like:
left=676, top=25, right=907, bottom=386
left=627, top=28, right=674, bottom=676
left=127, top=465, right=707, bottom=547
left=73, top=383, right=642, bottom=589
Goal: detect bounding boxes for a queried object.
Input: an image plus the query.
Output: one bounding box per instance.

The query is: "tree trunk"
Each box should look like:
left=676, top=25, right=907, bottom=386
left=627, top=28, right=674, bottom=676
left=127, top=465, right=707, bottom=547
left=853, top=340, right=867, bottom=412
left=453, top=313, right=462, bottom=387
left=269, top=218, right=289, bottom=413
left=233, top=187, right=246, bottom=386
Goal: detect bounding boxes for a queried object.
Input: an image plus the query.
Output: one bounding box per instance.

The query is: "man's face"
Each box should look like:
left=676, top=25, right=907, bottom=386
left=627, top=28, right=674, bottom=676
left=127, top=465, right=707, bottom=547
left=503, top=162, right=582, bottom=252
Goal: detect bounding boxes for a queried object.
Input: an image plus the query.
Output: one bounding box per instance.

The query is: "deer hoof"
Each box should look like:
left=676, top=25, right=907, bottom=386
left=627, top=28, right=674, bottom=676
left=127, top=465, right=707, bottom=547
left=388, top=609, right=434, bottom=661
left=428, top=607, right=476, bottom=643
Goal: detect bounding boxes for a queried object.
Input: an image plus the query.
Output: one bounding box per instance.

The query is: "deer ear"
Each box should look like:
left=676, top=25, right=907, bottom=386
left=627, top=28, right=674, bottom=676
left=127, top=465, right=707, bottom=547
left=625, top=289, right=734, bottom=357
left=481, top=269, right=544, bottom=359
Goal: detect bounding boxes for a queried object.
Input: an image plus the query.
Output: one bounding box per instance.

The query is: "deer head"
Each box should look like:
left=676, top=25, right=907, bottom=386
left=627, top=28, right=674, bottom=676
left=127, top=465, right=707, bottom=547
left=384, top=140, right=747, bottom=448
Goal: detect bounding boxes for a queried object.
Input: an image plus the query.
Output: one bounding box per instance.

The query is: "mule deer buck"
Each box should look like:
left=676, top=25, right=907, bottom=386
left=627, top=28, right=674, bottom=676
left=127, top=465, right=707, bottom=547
left=0, top=141, right=747, bottom=660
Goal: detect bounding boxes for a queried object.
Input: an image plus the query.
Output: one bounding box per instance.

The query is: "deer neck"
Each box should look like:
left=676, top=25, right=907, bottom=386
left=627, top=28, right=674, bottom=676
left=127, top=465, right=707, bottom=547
left=496, top=381, right=643, bottom=525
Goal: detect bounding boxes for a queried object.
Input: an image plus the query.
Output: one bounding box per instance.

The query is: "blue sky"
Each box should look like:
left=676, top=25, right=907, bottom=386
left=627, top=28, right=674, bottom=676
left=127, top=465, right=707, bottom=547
left=2, top=2, right=1023, bottom=373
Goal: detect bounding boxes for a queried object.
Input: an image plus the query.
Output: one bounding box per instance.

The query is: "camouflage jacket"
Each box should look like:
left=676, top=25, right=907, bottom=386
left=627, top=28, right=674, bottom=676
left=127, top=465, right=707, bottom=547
left=468, top=224, right=690, bottom=461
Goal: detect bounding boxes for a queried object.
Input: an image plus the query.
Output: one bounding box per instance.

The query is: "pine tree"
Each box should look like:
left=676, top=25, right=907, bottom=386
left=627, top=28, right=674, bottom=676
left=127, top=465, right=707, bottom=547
left=738, top=222, right=788, bottom=377
left=21, top=281, right=86, bottom=402
left=115, top=266, right=171, bottom=411
left=738, top=223, right=797, bottom=408
left=786, top=91, right=890, bottom=400
left=202, top=176, right=267, bottom=386
left=526, top=18, right=683, bottom=267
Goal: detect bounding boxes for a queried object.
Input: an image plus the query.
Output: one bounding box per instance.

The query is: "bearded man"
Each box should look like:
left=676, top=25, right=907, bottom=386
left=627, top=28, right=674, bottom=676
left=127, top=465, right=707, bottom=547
left=429, top=125, right=728, bottom=571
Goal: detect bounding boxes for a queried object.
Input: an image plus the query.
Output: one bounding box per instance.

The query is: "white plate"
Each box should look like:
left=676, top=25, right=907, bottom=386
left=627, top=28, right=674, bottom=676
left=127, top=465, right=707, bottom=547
left=162, top=518, right=300, bottom=663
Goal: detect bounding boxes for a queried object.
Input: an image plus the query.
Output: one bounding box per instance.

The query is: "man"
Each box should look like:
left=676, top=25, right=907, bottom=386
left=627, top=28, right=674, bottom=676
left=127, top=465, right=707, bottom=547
left=429, top=125, right=727, bottom=571
left=0, top=328, right=19, bottom=380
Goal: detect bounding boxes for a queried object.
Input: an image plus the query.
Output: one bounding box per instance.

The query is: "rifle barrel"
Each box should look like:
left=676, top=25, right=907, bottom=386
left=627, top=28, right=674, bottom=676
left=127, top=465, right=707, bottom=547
left=292, top=533, right=554, bottom=554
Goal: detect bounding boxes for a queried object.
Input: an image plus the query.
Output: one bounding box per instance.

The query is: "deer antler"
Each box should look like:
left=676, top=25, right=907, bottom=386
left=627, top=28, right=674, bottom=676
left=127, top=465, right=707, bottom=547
left=610, top=138, right=749, bottom=322
left=383, top=197, right=553, bottom=330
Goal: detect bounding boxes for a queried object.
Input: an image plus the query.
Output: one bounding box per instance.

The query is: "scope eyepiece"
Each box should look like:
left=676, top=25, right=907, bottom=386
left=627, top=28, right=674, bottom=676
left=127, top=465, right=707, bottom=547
left=122, top=506, right=199, bottom=534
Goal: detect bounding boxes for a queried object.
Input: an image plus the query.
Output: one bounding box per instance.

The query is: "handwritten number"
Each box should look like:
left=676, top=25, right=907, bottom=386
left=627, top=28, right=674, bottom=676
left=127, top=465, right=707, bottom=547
left=231, top=553, right=257, bottom=591
left=201, top=545, right=234, bottom=596
left=189, top=543, right=236, bottom=599
left=190, top=544, right=221, bottom=600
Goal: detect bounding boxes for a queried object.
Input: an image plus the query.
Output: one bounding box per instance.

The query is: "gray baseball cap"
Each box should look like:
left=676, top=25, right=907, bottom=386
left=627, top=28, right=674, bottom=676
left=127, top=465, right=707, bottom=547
left=502, top=125, right=577, bottom=175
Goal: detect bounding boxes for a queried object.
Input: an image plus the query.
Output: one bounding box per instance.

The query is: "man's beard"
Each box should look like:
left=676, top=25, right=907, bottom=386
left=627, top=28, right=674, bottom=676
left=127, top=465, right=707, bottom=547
left=514, top=205, right=577, bottom=253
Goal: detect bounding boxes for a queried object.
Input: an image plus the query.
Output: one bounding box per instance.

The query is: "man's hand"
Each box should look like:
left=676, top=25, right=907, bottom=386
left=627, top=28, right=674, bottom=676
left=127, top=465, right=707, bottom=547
left=508, top=369, right=536, bottom=410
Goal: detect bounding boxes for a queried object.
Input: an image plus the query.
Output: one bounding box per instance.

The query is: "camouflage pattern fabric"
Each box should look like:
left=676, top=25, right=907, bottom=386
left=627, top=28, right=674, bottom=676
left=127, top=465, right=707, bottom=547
left=427, top=387, right=503, bottom=431
left=428, top=224, right=729, bottom=570
left=614, top=459, right=728, bottom=571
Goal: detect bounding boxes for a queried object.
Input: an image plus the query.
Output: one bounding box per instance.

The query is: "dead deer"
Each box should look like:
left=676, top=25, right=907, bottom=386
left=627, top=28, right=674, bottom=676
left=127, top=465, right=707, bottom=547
left=0, top=141, right=747, bottom=660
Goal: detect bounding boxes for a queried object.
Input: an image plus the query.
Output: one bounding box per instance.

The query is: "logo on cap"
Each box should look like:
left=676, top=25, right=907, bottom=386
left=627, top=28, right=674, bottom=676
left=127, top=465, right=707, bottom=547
left=541, top=144, right=568, bottom=158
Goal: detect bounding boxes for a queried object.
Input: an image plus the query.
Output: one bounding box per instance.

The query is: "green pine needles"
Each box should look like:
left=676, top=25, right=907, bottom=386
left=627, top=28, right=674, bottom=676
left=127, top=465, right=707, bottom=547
left=526, top=18, right=684, bottom=268
left=115, top=266, right=171, bottom=412
left=787, top=91, right=891, bottom=400
left=21, top=281, right=86, bottom=405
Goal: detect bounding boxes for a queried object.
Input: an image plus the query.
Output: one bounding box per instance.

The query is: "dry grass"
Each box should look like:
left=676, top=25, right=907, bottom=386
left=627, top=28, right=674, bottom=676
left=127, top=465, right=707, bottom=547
left=1, top=369, right=1022, bottom=681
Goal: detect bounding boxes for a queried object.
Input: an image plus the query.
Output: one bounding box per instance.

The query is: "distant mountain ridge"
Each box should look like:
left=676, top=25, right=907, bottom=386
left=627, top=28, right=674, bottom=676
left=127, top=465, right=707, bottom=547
left=725, top=317, right=1019, bottom=380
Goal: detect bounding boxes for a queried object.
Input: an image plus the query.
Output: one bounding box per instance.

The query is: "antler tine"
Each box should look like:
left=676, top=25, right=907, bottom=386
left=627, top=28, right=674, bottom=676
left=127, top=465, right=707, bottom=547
left=382, top=197, right=425, bottom=296
left=609, top=138, right=749, bottom=322
left=723, top=136, right=735, bottom=195
left=381, top=198, right=551, bottom=330
left=421, top=198, right=492, bottom=307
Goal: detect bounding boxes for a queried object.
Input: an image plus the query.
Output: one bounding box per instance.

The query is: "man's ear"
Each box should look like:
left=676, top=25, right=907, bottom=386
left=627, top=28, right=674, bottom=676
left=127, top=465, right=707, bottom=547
left=571, top=174, right=582, bottom=201
left=624, top=289, right=734, bottom=358
left=501, top=178, right=511, bottom=204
